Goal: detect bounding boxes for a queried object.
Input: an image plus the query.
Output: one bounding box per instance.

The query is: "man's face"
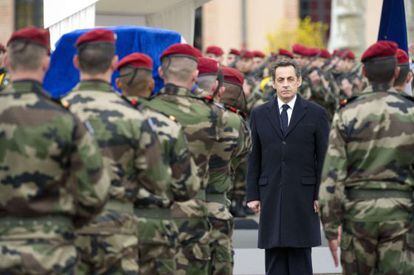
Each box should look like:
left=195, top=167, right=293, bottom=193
left=0, top=52, right=4, bottom=67
left=273, top=65, right=301, bottom=102
left=236, top=58, right=253, bottom=73
left=227, top=54, right=236, bottom=65
left=253, top=57, right=264, bottom=71
left=206, top=53, right=223, bottom=65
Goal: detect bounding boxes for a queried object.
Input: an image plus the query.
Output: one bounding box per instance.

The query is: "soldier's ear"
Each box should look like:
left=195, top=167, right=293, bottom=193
left=393, top=66, right=400, bottom=82
left=73, top=55, right=80, bottom=70
left=115, top=78, right=121, bottom=89
left=192, top=69, right=199, bottom=83
left=149, top=78, right=155, bottom=91
left=110, top=55, right=119, bottom=71
left=158, top=67, right=165, bottom=80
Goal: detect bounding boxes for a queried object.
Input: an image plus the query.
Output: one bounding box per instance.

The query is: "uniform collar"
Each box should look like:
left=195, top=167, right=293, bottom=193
left=160, top=83, right=193, bottom=97
left=75, top=79, right=113, bottom=92
left=10, top=79, right=44, bottom=94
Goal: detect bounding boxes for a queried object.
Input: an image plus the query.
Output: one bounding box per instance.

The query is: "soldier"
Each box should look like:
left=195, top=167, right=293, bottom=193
left=0, top=43, right=9, bottom=90
left=210, top=66, right=252, bottom=274
left=145, top=43, right=223, bottom=275
left=115, top=52, right=200, bottom=274
left=319, top=41, right=414, bottom=274
left=64, top=29, right=170, bottom=274
left=227, top=48, right=240, bottom=67
left=0, top=27, right=109, bottom=274
left=206, top=45, right=224, bottom=65
left=394, top=48, right=413, bottom=96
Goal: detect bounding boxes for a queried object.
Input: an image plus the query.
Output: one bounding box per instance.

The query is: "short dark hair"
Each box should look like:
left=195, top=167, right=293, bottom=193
left=270, top=59, right=301, bottom=81
left=7, top=41, right=47, bottom=71
left=221, top=82, right=247, bottom=112
left=119, top=67, right=152, bottom=92
left=394, top=64, right=410, bottom=86
left=363, top=57, right=396, bottom=84
left=77, top=42, right=115, bottom=74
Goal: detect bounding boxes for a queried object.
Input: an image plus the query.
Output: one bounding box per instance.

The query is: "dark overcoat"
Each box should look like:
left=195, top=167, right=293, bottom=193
left=247, top=95, right=329, bottom=249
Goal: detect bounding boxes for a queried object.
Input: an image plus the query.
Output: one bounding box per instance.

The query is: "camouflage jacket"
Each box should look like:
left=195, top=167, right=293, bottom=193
left=0, top=80, right=108, bottom=228
left=207, top=104, right=252, bottom=219
left=146, top=83, right=223, bottom=217
left=130, top=96, right=200, bottom=208
left=64, top=80, right=170, bottom=206
left=319, top=84, right=414, bottom=239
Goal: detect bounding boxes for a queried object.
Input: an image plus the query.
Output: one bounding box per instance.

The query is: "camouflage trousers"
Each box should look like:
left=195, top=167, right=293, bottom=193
left=208, top=217, right=234, bottom=275
left=0, top=217, right=77, bottom=274
left=341, top=198, right=414, bottom=275
left=76, top=205, right=139, bottom=275
left=136, top=214, right=178, bottom=275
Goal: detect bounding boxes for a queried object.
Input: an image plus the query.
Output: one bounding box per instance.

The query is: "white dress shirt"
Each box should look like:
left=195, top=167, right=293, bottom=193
left=277, top=95, right=297, bottom=126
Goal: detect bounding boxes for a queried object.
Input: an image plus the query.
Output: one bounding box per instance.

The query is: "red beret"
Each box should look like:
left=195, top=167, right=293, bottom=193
left=222, top=66, right=244, bottom=87
left=161, top=43, right=199, bottom=62
left=7, top=27, right=50, bottom=51
left=339, top=49, right=355, bottom=60
left=292, top=44, right=308, bottom=56
left=198, top=57, right=219, bottom=75
left=306, top=48, right=320, bottom=57
left=278, top=49, right=294, bottom=59
left=396, top=48, right=409, bottom=65
left=361, top=41, right=398, bottom=62
left=206, top=45, right=224, bottom=56
left=116, top=53, right=153, bottom=71
left=332, top=49, right=341, bottom=56
left=0, top=43, right=5, bottom=53
left=253, top=50, right=265, bottom=58
left=76, top=29, right=116, bottom=47
left=319, top=49, right=331, bottom=59
left=240, top=50, right=254, bottom=59
left=229, top=48, right=240, bottom=56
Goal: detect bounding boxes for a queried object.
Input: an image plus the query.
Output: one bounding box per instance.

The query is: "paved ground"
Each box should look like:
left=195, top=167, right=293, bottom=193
left=232, top=215, right=342, bottom=275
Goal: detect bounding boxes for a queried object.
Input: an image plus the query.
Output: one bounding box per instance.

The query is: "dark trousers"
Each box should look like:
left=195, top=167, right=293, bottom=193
left=265, top=247, right=312, bottom=275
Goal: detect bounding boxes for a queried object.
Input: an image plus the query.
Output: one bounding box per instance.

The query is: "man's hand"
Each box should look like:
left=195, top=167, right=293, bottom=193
left=328, top=239, right=339, bottom=267
left=328, top=226, right=342, bottom=267
left=313, top=200, right=319, bottom=213
left=247, top=200, right=261, bottom=214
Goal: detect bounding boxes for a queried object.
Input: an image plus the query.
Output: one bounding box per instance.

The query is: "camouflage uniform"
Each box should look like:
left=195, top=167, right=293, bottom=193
left=207, top=105, right=251, bottom=275
left=146, top=83, right=222, bottom=275
left=130, top=96, right=200, bottom=275
left=65, top=80, right=170, bottom=274
left=319, top=84, right=414, bottom=275
left=0, top=80, right=109, bottom=274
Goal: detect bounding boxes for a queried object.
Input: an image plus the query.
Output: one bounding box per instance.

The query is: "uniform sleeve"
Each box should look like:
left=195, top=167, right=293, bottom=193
left=319, top=111, right=348, bottom=240
left=133, top=118, right=171, bottom=197
left=169, top=127, right=200, bottom=201
left=70, top=117, right=110, bottom=227
left=231, top=119, right=252, bottom=174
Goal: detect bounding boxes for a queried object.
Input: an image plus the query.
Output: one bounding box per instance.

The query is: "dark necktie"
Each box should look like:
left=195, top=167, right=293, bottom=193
left=280, top=104, right=289, bottom=134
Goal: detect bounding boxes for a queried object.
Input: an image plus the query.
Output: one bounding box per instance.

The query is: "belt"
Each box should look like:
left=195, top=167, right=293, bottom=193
left=194, top=188, right=206, bottom=200
left=134, top=208, right=172, bottom=219
left=346, top=189, right=413, bottom=200
left=104, top=200, right=134, bottom=214
left=206, top=193, right=229, bottom=205
left=0, top=215, right=73, bottom=230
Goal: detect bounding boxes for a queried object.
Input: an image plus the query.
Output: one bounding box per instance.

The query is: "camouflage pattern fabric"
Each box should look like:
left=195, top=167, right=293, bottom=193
left=319, top=84, right=414, bottom=274
left=146, top=83, right=223, bottom=275
left=133, top=97, right=200, bottom=275
left=65, top=80, right=170, bottom=274
left=207, top=106, right=251, bottom=275
left=0, top=80, right=108, bottom=274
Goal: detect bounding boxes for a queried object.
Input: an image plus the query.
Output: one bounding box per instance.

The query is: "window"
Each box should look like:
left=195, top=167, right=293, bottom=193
left=15, top=0, right=43, bottom=30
